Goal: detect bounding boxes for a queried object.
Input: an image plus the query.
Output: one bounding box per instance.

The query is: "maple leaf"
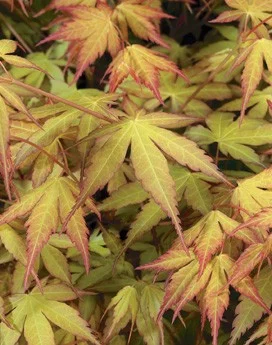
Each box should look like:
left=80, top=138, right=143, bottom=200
left=103, top=285, right=139, bottom=342
left=0, top=177, right=99, bottom=287
left=121, top=70, right=232, bottom=116
left=10, top=51, right=66, bottom=89
left=194, top=25, right=238, bottom=60
left=112, top=0, right=171, bottom=47
left=13, top=91, right=117, bottom=170
left=0, top=287, right=99, bottom=345
left=186, top=111, right=272, bottom=166
left=231, top=167, right=272, bottom=220
left=230, top=266, right=272, bottom=345
left=0, top=224, right=75, bottom=288
left=232, top=207, right=272, bottom=236
left=0, top=223, right=42, bottom=290
left=152, top=36, right=192, bottom=67
left=143, top=251, right=213, bottom=322
left=244, top=315, right=272, bottom=345
left=201, top=255, right=233, bottom=345
left=160, top=254, right=232, bottom=344
left=183, top=210, right=259, bottom=276
left=40, top=4, right=121, bottom=81
left=184, top=211, right=229, bottom=274
left=228, top=235, right=272, bottom=286
left=106, top=45, right=188, bottom=103
left=220, top=86, right=272, bottom=118
left=100, top=164, right=216, bottom=253
left=10, top=115, right=64, bottom=187
left=0, top=39, right=51, bottom=131
left=211, top=0, right=272, bottom=38
left=64, top=106, right=230, bottom=252
left=0, top=39, right=44, bottom=70
left=135, top=284, right=164, bottom=345
left=104, top=283, right=164, bottom=344
left=138, top=244, right=195, bottom=272
left=142, top=250, right=268, bottom=345
left=229, top=38, right=272, bottom=121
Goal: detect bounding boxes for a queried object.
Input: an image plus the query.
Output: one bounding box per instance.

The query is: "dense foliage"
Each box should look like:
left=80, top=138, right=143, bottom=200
left=0, top=0, right=272, bottom=344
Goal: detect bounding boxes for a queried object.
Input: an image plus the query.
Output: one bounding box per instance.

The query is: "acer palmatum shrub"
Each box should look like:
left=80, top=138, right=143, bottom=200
left=0, top=0, right=271, bottom=344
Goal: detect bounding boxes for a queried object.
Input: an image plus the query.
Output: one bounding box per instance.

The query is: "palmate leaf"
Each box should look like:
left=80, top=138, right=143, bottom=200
left=0, top=41, right=51, bottom=195
left=0, top=224, right=63, bottom=291
left=65, top=107, right=229, bottom=252
left=0, top=39, right=41, bottom=70
left=104, top=285, right=139, bottom=342
left=107, top=45, right=188, bottom=103
left=227, top=38, right=272, bottom=120
left=112, top=0, right=171, bottom=47
left=10, top=51, right=66, bottom=89
left=141, top=250, right=268, bottom=345
left=200, top=255, right=233, bottom=345
left=100, top=165, right=215, bottom=216
left=186, top=111, right=272, bottom=166
left=194, top=25, right=238, bottom=60
left=121, top=70, right=232, bottom=116
left=147, top=253, right=212, bottom=321
left=244, top=315, right=272, bottom=345
left=41, top=3, right=121, bottom=81
left=183, top=210, right=258, bottom=275
left=135, top=204, right=258, bottom=274
left=13, top=91, right=117, bottom=168
left=159, top=255, right=219, bottom=342
left=100, top=165, right=215, bottom=253
left=153, top=36, right=192, bottom=67
left=104, top=283, right=164, bottom=345
left=10, top=119, right=61, bottom=187
left=228, top=235, right=272, bottom=286
left=219, top=86, right=272, bottom=118
left=230, top=266, right=272, bottom=345
left=135, top=284, right=164, bottom=345
left=184, top=211, right=234, bottom=276
left=232, top=207, right=272, bottom=235
left=0, top=176, right=99, bottom=286
left=41, top=0, right=181, bottom=96
left=211, top=0, right=272, bottom=38
left=0, top=287, right=99, bottom=345
left=231, top=167, right=272, bottom=220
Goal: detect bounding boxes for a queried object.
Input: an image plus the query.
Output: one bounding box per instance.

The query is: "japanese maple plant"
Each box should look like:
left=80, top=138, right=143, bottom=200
left=0, top=0, right=272, bottom=344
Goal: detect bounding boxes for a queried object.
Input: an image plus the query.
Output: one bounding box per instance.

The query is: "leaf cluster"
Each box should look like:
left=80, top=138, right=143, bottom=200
left=0, top=1, right=272, bottom=345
